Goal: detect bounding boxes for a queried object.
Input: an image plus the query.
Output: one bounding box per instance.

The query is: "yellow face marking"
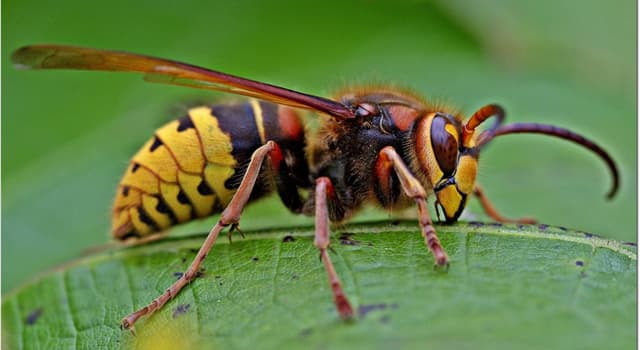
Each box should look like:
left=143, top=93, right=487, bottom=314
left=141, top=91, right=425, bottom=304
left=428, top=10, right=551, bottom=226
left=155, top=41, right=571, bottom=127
left=203, top=163, right=236, bottom=207
left=160, top=182, right=192, bottom=222
left=132, top=138, right=178, bottom=182
left=454, top=155, right=478, bottom=194
left=120, top=165, right=161, bottom=194
left=445, top=123, right=459, bottom=144
left=250, top=99, right=266, bottom=143
left=177, top=170, right=215, bottom=218
left=437, top=185, right=463, bottom=218
left=418, top=114, right=444, bottom=185
left=156, top=120, right=205, bottom=174
left=189, top=107, right=236, bottom=166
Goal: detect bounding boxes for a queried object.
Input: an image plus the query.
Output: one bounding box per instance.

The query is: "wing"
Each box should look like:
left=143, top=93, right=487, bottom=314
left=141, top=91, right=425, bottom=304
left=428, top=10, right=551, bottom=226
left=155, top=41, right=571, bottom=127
left=11, top=44, right=355, bottom=119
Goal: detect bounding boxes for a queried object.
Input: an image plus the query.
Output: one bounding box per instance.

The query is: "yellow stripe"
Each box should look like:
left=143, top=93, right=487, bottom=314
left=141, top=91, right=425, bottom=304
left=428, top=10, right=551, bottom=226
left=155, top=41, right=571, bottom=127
left=250, top=99, right=266, bottom=143
left=189, top=106, right=236, bottom=166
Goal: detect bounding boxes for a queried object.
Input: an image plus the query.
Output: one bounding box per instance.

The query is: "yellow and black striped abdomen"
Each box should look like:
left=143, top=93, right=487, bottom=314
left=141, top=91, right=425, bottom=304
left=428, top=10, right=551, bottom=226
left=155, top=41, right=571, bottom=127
left=111, top=99, right=306, bottom=240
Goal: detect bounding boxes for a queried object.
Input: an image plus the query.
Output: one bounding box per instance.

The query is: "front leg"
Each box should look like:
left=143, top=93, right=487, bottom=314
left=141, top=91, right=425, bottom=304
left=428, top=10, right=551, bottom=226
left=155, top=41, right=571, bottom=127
left=377, top=146, right=448, bottom=267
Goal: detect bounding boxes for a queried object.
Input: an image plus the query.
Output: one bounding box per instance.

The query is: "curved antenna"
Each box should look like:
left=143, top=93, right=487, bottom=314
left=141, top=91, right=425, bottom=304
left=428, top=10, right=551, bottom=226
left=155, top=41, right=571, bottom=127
left=11, top=44, right=355, bottom=119
left=462, top=104, right=505, bottom=147
left=478, top=123, right=619, bottom=199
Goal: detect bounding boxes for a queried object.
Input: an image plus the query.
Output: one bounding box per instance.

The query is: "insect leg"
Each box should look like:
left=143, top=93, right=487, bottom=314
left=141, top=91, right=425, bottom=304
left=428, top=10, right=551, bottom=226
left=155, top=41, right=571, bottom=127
left=378, top=146, right=449, bottom=267
left=121, top=141, right=279, bottom=330
left=314, top=177, right=354, bottom=319
left=473, top=185, right=536, bottom=224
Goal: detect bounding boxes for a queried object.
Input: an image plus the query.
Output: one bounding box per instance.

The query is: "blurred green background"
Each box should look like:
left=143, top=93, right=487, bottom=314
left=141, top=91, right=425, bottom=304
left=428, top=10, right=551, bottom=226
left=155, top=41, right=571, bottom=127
left=3, top=0, right=635, bottom=294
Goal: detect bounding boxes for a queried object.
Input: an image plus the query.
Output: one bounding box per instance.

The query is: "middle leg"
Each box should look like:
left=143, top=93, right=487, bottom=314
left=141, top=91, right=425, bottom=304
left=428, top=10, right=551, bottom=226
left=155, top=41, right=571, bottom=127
left=314, top=176, right=354, bottom=320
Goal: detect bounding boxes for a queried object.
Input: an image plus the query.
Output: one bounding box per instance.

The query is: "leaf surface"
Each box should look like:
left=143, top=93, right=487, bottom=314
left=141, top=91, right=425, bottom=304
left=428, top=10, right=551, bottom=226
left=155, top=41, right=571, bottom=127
left=2, top=222, right=636, bottom=350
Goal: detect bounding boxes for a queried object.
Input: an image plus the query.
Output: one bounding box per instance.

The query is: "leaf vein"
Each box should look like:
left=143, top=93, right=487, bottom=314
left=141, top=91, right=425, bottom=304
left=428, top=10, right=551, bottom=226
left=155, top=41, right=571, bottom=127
left=61, top=272, right=79, bottom=350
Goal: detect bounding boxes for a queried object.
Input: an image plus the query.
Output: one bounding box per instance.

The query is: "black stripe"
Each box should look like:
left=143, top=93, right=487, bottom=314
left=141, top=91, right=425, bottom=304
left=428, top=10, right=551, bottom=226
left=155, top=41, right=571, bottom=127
left=177, top=189, right=190, bottom=204
left=149, top=136, right=163, bottom=152
left=155, top=194, right=178, bottom=225
left=177, top=115, right=195, bottom=132
left=258, top=101, right=278, bottom=140
left=212, top=103, right=262, bottom=160
left=175, top=189, right=195, bottom=220
left=197, top=178, right=214, bottom=195
left=137, top=206, right=160, bottom=231
left=212, top=103, right=263, bottom=190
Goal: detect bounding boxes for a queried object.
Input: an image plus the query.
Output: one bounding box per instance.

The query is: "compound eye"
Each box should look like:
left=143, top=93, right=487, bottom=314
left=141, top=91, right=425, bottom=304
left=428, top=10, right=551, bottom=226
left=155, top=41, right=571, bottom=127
left=355, top=103, right=379, bottom=117
left=431, top=115, right=459, bottom=176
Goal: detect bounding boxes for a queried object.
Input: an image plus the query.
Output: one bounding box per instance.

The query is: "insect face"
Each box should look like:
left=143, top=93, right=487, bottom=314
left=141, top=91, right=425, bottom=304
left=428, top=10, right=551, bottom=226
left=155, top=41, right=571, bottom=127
left=415, top=112, right=478, bottom=222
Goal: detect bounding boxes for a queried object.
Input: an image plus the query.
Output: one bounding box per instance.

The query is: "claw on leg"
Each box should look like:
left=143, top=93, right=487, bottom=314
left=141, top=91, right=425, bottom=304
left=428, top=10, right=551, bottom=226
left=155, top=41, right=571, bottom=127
left=227, top=223, right=246, bottom=243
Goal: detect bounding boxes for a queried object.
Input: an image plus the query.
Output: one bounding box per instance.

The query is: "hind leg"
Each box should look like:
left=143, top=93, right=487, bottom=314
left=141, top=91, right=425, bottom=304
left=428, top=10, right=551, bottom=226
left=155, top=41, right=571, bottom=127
left=121, top=141, right=282, bottom=330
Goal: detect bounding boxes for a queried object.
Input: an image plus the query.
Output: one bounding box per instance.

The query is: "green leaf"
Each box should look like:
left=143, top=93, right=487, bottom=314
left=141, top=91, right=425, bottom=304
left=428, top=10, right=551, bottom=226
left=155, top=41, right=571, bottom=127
left=2, top=222, right=635, bottom=350
left=3, top=0, right=635, bottom=297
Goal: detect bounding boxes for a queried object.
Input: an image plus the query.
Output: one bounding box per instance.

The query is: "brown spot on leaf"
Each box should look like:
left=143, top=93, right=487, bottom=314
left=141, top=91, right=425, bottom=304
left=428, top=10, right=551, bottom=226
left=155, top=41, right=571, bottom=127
left=358, top=303, right=396, bottom=318
left=25, top=308, right=43, bottom=325
left=172, top=304, right=191, bottom=318
left=282, top=235, right=296, bottom=243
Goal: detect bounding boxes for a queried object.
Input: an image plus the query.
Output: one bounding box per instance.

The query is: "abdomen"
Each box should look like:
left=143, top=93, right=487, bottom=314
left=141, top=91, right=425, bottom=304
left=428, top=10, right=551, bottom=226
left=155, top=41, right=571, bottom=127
left=111, top=99, right=306, bottom=239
